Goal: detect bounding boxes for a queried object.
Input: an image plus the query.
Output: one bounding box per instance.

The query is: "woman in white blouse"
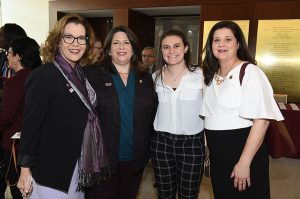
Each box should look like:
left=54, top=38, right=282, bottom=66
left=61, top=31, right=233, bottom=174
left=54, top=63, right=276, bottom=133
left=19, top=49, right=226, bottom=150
left=201, top=21, right=283, bottom=199
left=151, top=29, right=205, bottom=199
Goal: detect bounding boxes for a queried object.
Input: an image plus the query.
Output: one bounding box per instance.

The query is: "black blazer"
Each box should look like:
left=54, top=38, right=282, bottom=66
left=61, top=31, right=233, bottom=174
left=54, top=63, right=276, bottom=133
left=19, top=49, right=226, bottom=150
left=18, top=63, right=89, bottom=192
left=85, top=65, right=157, bottom=174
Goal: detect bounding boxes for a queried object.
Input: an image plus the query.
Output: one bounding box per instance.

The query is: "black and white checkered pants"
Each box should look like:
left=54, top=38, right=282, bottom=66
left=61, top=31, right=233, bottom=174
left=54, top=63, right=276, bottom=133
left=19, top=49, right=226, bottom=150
left=151, top=131, right=205, bottom=199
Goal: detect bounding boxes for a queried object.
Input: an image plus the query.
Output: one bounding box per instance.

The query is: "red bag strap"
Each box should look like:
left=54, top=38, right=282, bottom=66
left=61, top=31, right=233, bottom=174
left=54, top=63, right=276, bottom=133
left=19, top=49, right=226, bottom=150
left=239, top=62, right=249, bottom=85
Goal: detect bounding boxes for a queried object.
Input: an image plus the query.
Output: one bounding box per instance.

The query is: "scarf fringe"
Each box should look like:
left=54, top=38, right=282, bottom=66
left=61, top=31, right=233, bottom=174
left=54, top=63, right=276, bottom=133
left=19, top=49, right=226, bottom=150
left=77, top=167, right=111, bottom=191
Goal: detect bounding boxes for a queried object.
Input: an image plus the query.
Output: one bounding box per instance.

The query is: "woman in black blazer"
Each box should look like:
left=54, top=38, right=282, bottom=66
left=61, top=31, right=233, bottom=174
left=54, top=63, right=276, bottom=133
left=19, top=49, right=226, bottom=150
left=17, top=14, right=109, bottom=199
left=85, top=25, right=157, bottom=199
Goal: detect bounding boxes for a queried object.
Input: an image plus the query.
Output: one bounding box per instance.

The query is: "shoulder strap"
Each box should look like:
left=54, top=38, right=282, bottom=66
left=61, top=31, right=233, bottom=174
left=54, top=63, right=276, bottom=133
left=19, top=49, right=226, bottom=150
left=239, top=62, right=249, bottom=85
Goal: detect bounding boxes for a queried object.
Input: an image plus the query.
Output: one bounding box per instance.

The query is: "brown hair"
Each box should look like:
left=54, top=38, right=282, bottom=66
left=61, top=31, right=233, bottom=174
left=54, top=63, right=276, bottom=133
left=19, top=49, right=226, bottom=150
left=41, top=14, right=95, bottom=66
left=154, top=29, right=197, bottom=84
left=100, top=25, right=145, bottom=73
left=202, top=20, right=256, bottom=86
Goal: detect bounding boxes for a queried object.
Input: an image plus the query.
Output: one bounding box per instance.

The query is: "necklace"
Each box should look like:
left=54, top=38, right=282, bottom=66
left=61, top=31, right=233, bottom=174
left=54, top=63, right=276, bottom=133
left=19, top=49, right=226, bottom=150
left=215, top=75, right=226, bottom=85
left=215, top=58, right=239, bottom=85
left=165, top=67, right=187, bottom=82
left=118, top=72, right=129, bottom=76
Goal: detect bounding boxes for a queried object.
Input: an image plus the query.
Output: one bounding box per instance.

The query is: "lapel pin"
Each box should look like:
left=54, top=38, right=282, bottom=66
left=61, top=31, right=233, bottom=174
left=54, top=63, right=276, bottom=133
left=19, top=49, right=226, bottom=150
left=68, top=88, right=74, bottom=93
left=105, top=82, right=112, bottom=86
left=139, top=80, right=143, bottom=83
left=66, top=83, right=74, bottom=93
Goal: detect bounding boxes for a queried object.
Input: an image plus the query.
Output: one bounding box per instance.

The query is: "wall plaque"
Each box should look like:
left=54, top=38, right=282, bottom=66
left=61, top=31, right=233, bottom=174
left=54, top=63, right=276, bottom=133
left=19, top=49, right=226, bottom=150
left=256, top=19, right=300, bottom=103
left=202, top=20, right=249, bottom=49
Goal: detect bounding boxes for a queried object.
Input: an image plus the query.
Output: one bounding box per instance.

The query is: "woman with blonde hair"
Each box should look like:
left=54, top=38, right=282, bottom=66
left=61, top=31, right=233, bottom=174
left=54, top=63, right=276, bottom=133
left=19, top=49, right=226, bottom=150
left=17, top=14, right=109, bottom=199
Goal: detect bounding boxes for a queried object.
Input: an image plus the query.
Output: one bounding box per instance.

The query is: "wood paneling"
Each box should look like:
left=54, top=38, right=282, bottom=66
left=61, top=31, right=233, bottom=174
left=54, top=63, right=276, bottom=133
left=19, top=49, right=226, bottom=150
left=50, top=0, right=300, bottom=65
left=128, top=9, right=155, bottom=49
left=87, top=17, right=113, bottom=44
left=199, top=1, right=300, bottom=60
left=254, top=2, right=300, bottom=19
left=49, top=0, right=199, bottom=27
left=113, top=9, right=129, bottom=27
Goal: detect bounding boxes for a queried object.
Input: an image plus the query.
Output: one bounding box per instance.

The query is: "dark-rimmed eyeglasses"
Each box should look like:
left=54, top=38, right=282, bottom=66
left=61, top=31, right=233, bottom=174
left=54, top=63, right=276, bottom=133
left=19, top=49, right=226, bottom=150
left=142, top=54, right=155, bottom=58
left=62, top=34, right=88, bottom=45
left=6, top=51, right=13, bottom=56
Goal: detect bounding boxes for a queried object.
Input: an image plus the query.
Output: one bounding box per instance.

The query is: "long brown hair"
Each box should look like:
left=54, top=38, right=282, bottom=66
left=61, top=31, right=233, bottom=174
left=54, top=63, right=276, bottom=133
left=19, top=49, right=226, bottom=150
left=202, top=20, right=256, bottom=86
left=154, top=29, right=197, bottom=84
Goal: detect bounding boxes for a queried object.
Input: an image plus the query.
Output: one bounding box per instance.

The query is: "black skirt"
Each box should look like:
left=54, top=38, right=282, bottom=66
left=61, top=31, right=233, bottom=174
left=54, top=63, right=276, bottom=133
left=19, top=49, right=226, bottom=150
left=206, top=127, right=270, bottom=199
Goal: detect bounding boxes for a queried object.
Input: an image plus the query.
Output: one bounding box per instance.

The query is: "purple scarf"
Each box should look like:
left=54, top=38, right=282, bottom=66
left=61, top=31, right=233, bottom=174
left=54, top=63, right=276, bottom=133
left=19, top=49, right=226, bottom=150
left=54, top=54, right=110, bottom=190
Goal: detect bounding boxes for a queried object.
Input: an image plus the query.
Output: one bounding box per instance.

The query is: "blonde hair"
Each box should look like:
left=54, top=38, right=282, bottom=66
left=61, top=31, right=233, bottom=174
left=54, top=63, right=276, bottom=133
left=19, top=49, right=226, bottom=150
left=41, top=14, right=95, bottom=66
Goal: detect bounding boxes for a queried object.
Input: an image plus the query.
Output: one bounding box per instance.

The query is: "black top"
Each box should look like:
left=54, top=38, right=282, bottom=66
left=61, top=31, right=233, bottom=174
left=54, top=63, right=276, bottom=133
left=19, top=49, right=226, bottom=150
left=84, top=65, right=157, bottom=174
left=18, top=63, right=89, bottom=192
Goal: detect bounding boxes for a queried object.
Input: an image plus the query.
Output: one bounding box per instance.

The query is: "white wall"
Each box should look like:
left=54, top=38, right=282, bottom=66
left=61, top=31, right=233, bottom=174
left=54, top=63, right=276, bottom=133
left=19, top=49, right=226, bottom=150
left=1, top=0, right=49, bottom=46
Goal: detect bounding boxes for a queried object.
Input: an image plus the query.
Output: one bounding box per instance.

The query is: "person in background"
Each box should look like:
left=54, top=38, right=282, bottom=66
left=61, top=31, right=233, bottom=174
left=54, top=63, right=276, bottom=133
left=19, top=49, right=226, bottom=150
left=0, top=36, right=41, bottom=199
left=141, top=46, right=157, bottom=73
left=200, top=20, right=284, bottom=199
left=0, top=23, right=27, bottom=90
left=151, top=29, right=205, bottom=199
left=85, top=25, right=156, bottom=199
left=17, top=14, right=109, bottom=199
left=91, top=37, right=103, bottom=64
left=0, top=25, right=27, bottom=198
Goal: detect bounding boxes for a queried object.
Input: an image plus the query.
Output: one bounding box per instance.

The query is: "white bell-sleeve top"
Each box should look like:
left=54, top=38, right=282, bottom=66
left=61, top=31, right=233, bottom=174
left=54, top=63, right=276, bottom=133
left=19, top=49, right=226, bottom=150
left=200, top=62, right=284, bottom=130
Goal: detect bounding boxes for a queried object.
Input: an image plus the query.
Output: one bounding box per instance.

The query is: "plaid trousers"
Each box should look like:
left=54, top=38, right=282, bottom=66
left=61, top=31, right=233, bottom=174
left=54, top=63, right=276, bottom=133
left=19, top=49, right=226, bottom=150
left=151, top=131, right=205, bottom=199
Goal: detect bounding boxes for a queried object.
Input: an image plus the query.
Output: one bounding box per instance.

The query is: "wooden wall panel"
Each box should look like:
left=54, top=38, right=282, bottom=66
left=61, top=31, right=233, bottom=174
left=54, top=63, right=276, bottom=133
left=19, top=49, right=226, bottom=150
left=254, top=2, right=300, bottom=19
left=128, top=9, right=155, bottom=49
left=50, top=0, right=300, bottom=64
left=113, top=9, right=129, bottom=27
left=199, top=1, right=300, bottom=59
left=87, top=17, right=113, bottom=44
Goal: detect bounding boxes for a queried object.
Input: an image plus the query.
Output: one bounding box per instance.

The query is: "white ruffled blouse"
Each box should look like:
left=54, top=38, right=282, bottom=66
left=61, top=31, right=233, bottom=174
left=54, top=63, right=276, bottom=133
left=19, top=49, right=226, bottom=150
left=200, top=62, right=284, bottom=130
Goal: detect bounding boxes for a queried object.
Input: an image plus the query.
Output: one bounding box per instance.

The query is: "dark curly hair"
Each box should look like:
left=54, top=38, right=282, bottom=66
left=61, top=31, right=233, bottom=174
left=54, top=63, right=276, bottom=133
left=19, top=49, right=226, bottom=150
left=9, top=36, right=41, bottom=69
left=0, top=23, right=27, bottom=50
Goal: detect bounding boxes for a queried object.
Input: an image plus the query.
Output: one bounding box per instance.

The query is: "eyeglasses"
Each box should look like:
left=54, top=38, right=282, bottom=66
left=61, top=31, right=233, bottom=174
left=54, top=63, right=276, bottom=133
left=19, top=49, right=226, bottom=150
left=6, top=51, right=13, bottom=55
left=62, top=34, right=88, bottom=45
left=142, top=54, right=155, bottom=58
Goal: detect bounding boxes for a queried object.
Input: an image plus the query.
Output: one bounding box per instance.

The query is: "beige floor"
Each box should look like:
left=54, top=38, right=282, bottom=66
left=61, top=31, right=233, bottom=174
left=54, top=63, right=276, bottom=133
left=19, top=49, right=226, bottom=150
left=5, top=157, right=300, bottom=199
left=137, top=157, right=300, bottom=199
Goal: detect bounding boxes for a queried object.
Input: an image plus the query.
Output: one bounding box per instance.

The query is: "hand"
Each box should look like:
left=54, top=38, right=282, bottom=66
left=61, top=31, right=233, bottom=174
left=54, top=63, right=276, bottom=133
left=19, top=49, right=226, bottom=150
left=230, top=161, right=251, bottom=192
left=17, top=167, right=33, bottom=198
